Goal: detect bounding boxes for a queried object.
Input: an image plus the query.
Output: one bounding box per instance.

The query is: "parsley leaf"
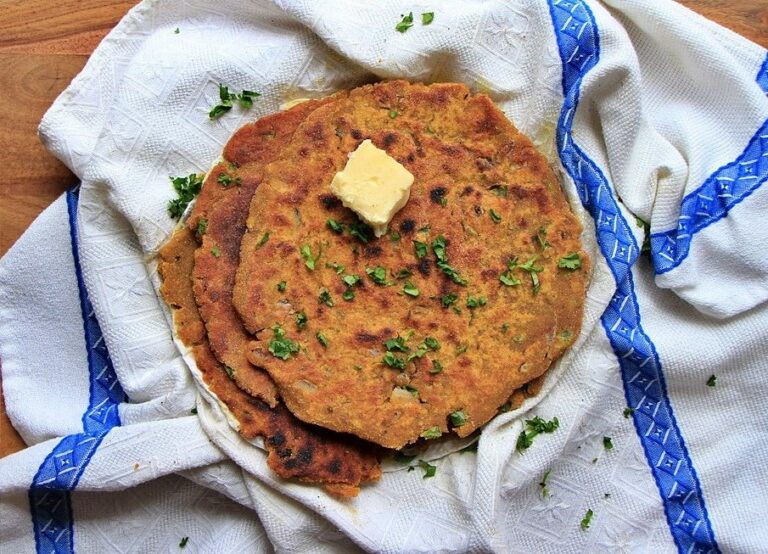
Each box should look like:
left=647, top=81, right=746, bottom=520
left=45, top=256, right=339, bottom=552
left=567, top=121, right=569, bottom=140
left=217, top=172, right=241, bottom=187
left=421, top=12, right=434, bottom=25
left=430, top=360, right=443, bottom=374
left=414, top=241, right=429, bottom=259
left=389, top=109, right=399, bottom=119
left=210, top=245, right=221, bottom=258
left=256, top=232, right=270, bottom=249
left=403, top=281, right=420, bottom=297
left=268, top=325, right=300, bottom=360
left=466, top=296, right=487, bottom=309
left=167, top=173, right=204, bottom=219
left=316, top=332, right=328, bottom=348
left=236, top=89, right=260, bottom=109
left=382, top=351, right=406, bottom=370
left=580, top=509, right=594, bottom=531
left=342, top=274, right=361, bottom=287
left=418, top=459, right=437, bottom=478
left=603, top=436, right=613, bottom=450
left=318, top=289, right=334, bottom=307
left=342, top=289, right=355, bottom=301
left=491, top=184, right=508, bottom=197
left=537, top=226, right=551, bottom=249
left=450, top=410, right=468, bottom=427
left=420, top=426, right=442, bottom=440
left=295, top=312, right=308, bottom=330
left=539, top=469, right=551, bottom=498
left=327, top=219, right=344, bottom=234
left=394, top=268, right=413, bottom=280
left=366, top=266, right=392, bottom=286
left=326, top=261, right=345, bottom=275
left=277, top=281, right=287, bottom=292
left=558, top=252, right=582, bottom=270
left=441, top=293, right=458, bottom=308
left=516, top=416, right=560, bottom=453
left=390, top=231, right=401, bottom=242
left=489, top=209, right=502, bottom=224
left=348, top=221, right=373, bottom=244
left=396, top=12, right=414, bottom=33
left=179, top=536, right=189, bottom=548
left=518, top=256, right=544, bottom=294
left=707, top=375, right=717, bottom=387
left=423, top=337, right=440, bottom=350
left=300, top=245, right=319, bottom=270
left=195, top=218, right=208, bottom=239
left=209, top=85, right=260, bottom=118
left=623, top=407, right=635, bottom=418
left=384, top=337, right=409, bottom=352
left=223, top=365, right=235, bottom=379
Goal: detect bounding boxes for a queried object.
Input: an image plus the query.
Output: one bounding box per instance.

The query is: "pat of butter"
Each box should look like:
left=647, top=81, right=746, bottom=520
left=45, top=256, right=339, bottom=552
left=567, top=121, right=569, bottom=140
left=330, top=140, right=414, bottom=237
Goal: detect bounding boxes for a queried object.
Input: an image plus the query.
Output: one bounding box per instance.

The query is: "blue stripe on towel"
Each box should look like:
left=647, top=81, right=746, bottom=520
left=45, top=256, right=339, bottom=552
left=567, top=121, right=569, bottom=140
left=28, top=187, right=126, bottom=554
left=650, top=51, right=768, bottom=274
left=546, top=1, right=719, bottom=551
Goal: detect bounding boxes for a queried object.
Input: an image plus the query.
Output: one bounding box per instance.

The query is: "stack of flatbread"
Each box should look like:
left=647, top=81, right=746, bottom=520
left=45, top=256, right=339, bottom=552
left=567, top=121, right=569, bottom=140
left=158, top=80, right=589, bottom=497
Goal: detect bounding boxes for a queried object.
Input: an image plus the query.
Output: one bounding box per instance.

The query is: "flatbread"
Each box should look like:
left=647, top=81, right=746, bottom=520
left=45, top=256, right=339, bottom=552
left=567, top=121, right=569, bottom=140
left=158, top=224, right=381, bottom=496
left=233, top=81, right=589, bottom=449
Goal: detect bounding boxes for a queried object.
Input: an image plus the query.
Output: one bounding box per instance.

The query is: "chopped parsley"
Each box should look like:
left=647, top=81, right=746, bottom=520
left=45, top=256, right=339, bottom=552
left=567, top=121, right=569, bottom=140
left=174, top=27, right=180, bottom=34
left=318, top=288, right=334, bottom=307
left=382, top=351, right=406, bottom=370
left=209, top=84, right=260, bottom=119
left=223, top=365, right=235, bottom=379
left=255, top=232, right=270, bottom=249
left=348, top=221, right=373, bottom=244
left=518, top=257, right=544, bottom=294
left=414, top=240, right=429, bottom=259
left=179, top=536, right=189, bottom=548
left=499, top=257, right=521, bottom=286
left=342, top=289, right=355, bottom=301
left=466, top=296, right=487, bottom=309
left=539, top=469, right=552, bottom=497
left=537, top=226, right=551, bottom=249
left=430, top=360, right=443, bottom=374
left=295, top=312, right=308, bottom=330
left=623, top=407, right=635, bottom=418
left=300, top=244, right=319, bottom=270
left=389, top=109, right=399, bottom=119
left=455, top=343, right=469, bottom=355
left=423, top=337, right=440, bottom=350
left=384, top=336, right=409, bottom=352
left=390, top=231, right=401, bottom=242
left=516, top=416, right=560, bottom=453
left=277, top=281, right=287, bottom=292
left=217, top=173, right=240, bottom=187
left=558, top=252, right=582, bottom=270
left=342, top=274, right=361, bottom=287
left=210, top=245, right=221, bottom=257
left=420, top=426, right=442, bottom=440
left=418, top=459, right=437, bottom=478
left=501, top=322, right=510, bottom=333
left=558, top=329, right=573, bottom=341
left=421, top=12, right=435, bottom=25
left=603, top=436, right=614, bottom=450
left=707, top=375, right=717, bottom=387
left=580, top=509, right=594, bottom=531
left=441, top=293, right=458, bottom=308
left=316, top=332, right=328, bottom=348
left=450, top=410, right=468, bottom=427
left=366, top=266, right=391, bottom=286
left=395, top=12, right=414, bottom=33
left=326, top=218, right=344, bottom=234
left=268, top=325, right=300, bottom=360
left=491, top=184, right=508, bottom=197
left=195, top=218, right=208, bottom=239
left=394, top=268, right=413, bottom=280
left=403, top=281, right=420, bottom=297
left=432, top=235, right=468, bottom=285
left=489, top=209, right=502, bottom=224
left=326, top=261, right=345, bottom=274
left=167, top=173, right=204, bottom=219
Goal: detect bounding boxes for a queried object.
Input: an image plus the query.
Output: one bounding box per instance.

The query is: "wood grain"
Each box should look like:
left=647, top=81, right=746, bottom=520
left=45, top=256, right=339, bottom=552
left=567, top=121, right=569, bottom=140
left=0, top=1, right=766, bottom=459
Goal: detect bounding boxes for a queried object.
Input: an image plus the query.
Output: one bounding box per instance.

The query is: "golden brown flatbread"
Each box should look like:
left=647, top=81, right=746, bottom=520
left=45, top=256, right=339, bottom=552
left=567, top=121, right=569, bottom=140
left=232, top=81, right=589, bottom=449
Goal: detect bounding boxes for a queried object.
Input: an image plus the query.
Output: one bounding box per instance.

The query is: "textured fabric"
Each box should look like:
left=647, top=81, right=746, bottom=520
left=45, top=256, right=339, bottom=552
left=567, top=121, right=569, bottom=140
left=1, top=0, right=767, bottom=551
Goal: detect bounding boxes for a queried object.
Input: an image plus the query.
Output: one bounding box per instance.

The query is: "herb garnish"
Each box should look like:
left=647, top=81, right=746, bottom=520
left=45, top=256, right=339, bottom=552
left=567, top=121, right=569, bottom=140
left=418, top=459, right=437, bottom=478
left=491, top=184, right=508, bottom=197
left=174, top=28, right=180, bottom=34
left=196, top=218, right=208, bottom=239
left=268, top=325, right=300, bottom=360
left=580, top=509, right=594, bottom=531
left=223, top=365, right=235, bottom=378
left=217, top=173, right=241, bottom=187
left=316, top=332, right=328, bottom=348
left=366, top=266, right=392, bottom=286
left=300, top=245, right=319, bottom=270
left=466, top=296, right=487, bottom=309
left=430, top=360, right=443, bottom=374
left=210, top=246, right=221, bottom=257
left=441, top=293, right=458, bottom=308
left=389, top=109, right=399, bottom=119
left=403, top=281, right=420, bottom=297
left=295, top=312, right=308, bottom=330
left=394, top=268, right=413, bottom=280
left=623, top=407, right=635, bottom=418
left=277, top=281, right=287, bottom=292
left=518, top=257, right=544, bottom=294
left=499, top=257, right=521, bottom=286
left=256, top=232, right=270, bottom=249
left=489, top=209, right=502, bottom=224
left=539, top=469, right=552, bottom=497
left=421, top=12, right=435, bottom=25
left=432, top=236, right=468, bottom=285
left=179, top=536, right=189, bottom=548
left=348, top=221, right=372, bottom=244
left=318, top=289, right=334, bottom=307
left=537, top=226, right=552, bottom=249
left=167, top=173, right=204, bottom=219
left=395, top=12, right=414, bottom=33
left=326, top=219, right=344, bottom=234
left=516, top=416, right=560, bottom=452
left=423, top=337, right=440, bottom=350
left=383, top=351, right=406, bottom=370
left=456, top=343, right=469, bottom=355
left=450, top=410, right=468, bottom=427
left=420, top=426, right=442, bottom=440
left=384, top=336, right=409, bottom=352
left=326, top=262, right=345, bottom=275
left=209, top=84, right=261, bottom=119
left=414, top=240, right=429, bottom=259
left=501, top=322, right=510, bottom=333
left=603, top=436, right=613, bottom=450
left=342, top=274, right=361, bottom=287
left=390, top=231, right=401, bottom=242
left=558, top=252, right=582, bottom=270
left=707, top=375, right=717, bottom=387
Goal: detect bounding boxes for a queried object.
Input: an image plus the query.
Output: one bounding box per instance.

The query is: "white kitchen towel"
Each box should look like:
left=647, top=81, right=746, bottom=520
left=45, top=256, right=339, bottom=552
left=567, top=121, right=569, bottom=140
left=1, top=0, right=767, bottom=552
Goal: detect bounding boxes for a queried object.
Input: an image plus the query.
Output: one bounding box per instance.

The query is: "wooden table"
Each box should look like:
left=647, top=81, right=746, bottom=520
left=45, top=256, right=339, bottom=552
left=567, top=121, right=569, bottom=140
left=1, top=0, right=766, bottom=459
